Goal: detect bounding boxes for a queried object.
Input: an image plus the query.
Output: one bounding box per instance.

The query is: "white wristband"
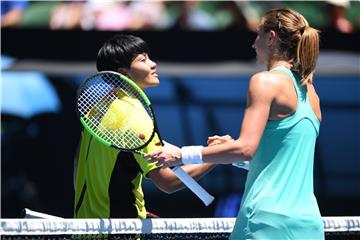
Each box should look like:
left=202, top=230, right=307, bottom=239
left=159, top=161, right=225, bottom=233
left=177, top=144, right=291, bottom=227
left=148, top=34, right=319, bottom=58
left=181, top=146, right=204, bottom=164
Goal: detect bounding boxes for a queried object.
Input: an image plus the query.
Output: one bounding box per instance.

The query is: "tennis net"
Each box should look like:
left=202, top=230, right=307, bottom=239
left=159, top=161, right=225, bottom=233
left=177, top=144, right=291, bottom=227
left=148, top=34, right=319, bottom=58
left=1, top=216, right=359, bottom=239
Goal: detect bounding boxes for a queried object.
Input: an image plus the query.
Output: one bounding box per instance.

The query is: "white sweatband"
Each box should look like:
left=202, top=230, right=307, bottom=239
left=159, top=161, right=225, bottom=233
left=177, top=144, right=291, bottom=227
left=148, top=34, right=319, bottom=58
left=181, top=146, right=204, bottom=164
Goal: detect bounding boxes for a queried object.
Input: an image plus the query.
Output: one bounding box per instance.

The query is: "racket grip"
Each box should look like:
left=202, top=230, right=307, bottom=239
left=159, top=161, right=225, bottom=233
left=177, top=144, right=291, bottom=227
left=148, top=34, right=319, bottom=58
left=171, top=166, right=215, bottom=206
left=22, top=208, right=63, bottom=219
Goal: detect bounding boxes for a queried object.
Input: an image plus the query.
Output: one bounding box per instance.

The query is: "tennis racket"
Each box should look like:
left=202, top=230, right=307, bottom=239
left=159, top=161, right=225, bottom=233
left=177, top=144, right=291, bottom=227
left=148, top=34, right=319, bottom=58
left=76, top=71, right=214, bottom=206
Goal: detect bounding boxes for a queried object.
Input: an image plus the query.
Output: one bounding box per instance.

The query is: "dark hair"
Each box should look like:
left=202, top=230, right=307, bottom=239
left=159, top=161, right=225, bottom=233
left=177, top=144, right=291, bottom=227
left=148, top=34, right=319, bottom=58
left=96, top=34, right=149, bottom=72
left=261, top=8, right=319, bottom=84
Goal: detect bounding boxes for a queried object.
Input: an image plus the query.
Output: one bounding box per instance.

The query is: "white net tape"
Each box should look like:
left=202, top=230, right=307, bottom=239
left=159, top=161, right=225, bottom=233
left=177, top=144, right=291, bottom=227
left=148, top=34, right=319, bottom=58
left=1, top=217, right=359, bottom=236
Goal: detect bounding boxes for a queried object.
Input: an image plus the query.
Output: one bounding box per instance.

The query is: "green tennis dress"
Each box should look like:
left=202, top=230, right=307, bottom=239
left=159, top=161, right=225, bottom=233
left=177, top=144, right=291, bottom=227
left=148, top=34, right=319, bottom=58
left=230, top=67, right=324, bottom=239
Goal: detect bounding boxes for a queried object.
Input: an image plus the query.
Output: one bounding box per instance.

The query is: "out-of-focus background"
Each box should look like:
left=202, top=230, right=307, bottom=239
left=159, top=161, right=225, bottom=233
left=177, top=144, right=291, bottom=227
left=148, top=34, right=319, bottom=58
left=1, top=0, right=359, bottom=218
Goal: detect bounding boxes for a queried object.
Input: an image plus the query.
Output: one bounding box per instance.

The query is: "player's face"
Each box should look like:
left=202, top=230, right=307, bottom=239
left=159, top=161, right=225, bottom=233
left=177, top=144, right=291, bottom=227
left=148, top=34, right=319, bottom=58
left=252, top=26, right=271, bottom=65
left=127, top=53, right=159, bottom=90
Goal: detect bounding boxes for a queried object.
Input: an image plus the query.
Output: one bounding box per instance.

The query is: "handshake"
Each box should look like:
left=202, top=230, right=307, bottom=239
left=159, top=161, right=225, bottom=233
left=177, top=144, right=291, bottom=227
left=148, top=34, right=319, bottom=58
left=207, top=134, right=234, bottom=146
left=146, top=135, right=250, bottom=170
left=208, top=135, right=250, bottom=170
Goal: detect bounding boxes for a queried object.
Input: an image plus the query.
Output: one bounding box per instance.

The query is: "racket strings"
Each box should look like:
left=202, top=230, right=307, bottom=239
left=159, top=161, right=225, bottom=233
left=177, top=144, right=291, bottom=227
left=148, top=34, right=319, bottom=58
left=105, top=74, right=154, bottom=149
left=78, top=82, right=111, bottom=118
left=78, top=73, right=155, bottom=150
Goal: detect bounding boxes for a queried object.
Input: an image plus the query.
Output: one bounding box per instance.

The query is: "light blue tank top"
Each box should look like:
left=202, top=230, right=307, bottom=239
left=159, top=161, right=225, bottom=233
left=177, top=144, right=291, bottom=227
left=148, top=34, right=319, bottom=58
left=230, top=67, right=324, bottom=239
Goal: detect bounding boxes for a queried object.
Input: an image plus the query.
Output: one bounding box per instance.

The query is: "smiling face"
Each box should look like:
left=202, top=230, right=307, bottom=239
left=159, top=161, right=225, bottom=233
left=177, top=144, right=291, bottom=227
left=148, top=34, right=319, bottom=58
left=122, top=53, right=159, bottom=90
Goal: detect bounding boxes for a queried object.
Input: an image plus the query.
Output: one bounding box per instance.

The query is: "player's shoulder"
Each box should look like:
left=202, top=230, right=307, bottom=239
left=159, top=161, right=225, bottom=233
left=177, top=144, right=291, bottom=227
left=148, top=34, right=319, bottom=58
left=250, top=70, right=283, bottom=83
left=249, top=71, right=279, bottom=89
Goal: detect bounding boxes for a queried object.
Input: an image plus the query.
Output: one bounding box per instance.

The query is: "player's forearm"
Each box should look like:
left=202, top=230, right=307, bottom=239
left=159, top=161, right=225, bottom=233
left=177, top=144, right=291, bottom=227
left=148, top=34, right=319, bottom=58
left=181, top=163, right=215, bottom=180
left=160, top=164, right=215, bottom=193
left=201, top=140, right=255, bottom=164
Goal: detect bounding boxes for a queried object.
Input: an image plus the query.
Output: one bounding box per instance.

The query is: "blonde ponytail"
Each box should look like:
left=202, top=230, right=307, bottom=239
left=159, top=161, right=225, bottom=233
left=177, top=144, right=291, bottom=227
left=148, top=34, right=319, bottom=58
left=296, top=26, right=320, bottom=85
left=261, top=9, right=320, bottom=84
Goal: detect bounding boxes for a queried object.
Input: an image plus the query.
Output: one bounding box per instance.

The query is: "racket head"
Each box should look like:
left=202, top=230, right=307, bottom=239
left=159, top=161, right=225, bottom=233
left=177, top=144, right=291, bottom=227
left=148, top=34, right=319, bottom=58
left=76, top=71, right=157, bottom=151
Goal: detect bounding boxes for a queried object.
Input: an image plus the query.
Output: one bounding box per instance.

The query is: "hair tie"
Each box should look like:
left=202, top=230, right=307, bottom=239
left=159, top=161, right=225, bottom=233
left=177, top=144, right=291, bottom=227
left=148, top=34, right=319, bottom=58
left=300, top=26, right=306, bottom=35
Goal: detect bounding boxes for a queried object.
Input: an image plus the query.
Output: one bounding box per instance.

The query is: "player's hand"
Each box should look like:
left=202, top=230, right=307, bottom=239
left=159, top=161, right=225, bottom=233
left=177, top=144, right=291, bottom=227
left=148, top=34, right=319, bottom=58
left=207, top=134, right=234, bottom=146
left=145, top=141, right=182, bottom=168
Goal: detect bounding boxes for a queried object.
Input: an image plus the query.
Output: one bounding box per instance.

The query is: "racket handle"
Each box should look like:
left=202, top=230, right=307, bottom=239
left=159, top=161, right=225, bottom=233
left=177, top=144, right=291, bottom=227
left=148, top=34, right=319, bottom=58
left=22, top=208, right=63, bottom=219
left=171, top=166, right=215, bottom=206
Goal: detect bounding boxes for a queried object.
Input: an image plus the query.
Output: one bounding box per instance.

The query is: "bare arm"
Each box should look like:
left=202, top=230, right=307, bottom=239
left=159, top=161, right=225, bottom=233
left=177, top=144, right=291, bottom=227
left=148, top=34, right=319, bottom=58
left=148, top=163, right=215, bottom=194
left=146, top=72, right=275, bottom=166
left=147, top=141, right=215, bottom=193
left=202, top=72, right=273, bottom=163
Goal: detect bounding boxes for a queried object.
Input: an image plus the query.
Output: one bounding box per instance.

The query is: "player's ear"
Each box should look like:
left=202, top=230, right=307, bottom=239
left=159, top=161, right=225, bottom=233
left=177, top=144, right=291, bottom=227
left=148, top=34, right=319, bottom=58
left=268, top=30, right=276, bottom=46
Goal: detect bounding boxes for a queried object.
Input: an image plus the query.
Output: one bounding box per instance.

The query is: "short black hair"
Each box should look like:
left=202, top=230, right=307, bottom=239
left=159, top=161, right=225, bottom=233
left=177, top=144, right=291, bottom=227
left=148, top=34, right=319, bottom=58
left=96, top=34, right=149, bottom=72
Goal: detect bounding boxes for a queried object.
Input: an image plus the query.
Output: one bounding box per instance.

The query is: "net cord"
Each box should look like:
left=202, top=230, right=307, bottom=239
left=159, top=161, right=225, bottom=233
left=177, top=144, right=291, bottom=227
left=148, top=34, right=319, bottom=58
left=1, top=217, right=359, bottom=236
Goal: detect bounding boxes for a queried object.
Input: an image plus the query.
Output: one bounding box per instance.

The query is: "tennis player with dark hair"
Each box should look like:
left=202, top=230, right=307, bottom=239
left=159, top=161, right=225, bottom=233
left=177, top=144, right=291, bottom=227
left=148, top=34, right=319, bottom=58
left=73, top=34, right=215, bottom=219
left=146, top=8, right=324, bottom=239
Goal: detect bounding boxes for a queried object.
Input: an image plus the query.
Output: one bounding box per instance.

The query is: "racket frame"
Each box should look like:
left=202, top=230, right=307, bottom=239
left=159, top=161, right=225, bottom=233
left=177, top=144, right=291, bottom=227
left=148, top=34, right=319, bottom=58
left=76, top=71, right=214, bottom=206
left=77, top=71, right=157, bottom=152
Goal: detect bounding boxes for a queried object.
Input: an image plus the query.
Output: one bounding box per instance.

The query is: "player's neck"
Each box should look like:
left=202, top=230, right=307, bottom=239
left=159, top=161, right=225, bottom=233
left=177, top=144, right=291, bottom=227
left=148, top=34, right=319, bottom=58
left=268, top=60, right=293, bottom=71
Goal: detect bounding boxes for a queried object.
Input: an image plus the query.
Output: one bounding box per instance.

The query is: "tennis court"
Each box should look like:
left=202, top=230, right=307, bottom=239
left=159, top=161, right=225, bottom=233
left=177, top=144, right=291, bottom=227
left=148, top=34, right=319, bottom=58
left=2, top=1, right=360, bottom=239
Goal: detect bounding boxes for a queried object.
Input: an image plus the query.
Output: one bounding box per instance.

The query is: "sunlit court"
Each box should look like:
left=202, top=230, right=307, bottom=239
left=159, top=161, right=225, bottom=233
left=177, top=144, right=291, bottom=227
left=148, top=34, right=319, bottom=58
left=1, top=1, right=359, bottom=239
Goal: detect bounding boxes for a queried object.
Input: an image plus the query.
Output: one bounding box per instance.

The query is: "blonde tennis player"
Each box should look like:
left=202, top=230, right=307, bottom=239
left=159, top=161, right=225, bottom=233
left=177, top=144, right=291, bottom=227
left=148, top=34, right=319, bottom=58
left=74, top=34, right=215, bottom=219
left=146, top=8, right=324, bottom=239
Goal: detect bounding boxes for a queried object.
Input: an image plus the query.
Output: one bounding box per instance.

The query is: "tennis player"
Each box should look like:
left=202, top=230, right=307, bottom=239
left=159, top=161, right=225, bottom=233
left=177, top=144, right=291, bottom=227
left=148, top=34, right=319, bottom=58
left=73, top=34, right=215, bottom=219
left=146, top=8, right=324, bottom=239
